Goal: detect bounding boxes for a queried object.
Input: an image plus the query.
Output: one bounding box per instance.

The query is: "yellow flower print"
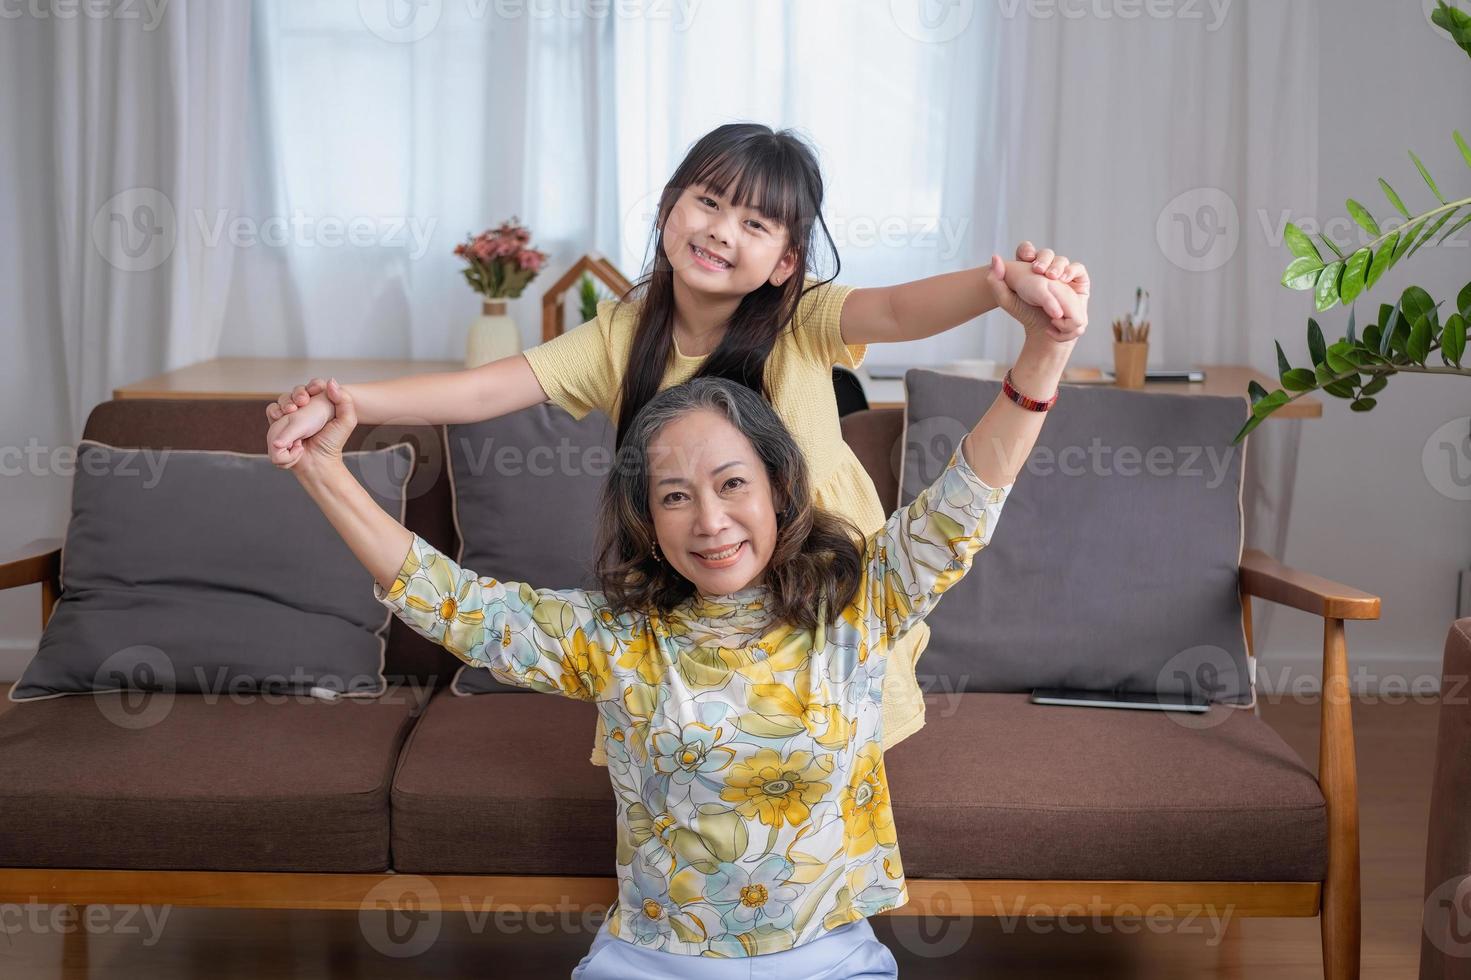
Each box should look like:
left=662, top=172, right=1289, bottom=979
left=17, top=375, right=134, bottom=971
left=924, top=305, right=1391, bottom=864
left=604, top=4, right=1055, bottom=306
left=841, top=743, right=897, bottom=856
left=720, top=748, right=833, bottom=829
left=737, top=682, right=855, bottom=751
left=402, top=552, right=485, bottom=659
left=554, top=628, right=612, bottom=700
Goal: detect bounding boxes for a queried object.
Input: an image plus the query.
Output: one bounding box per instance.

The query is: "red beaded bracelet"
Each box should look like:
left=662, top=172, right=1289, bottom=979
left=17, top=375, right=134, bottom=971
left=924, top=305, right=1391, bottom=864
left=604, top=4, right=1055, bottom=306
left=1002, top=369, right=1058, bottom=412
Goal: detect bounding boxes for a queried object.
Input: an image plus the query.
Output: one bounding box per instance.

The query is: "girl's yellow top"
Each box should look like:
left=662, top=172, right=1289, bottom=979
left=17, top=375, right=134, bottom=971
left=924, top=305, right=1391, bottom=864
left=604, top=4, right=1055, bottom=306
left=522, top=279, right=933, bottom=766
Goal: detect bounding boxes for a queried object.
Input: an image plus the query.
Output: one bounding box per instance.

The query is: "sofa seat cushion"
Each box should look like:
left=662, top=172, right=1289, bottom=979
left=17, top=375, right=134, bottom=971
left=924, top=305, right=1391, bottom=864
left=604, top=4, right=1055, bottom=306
left=390, top=690, right=1324, bottom=883
left=390, top=689, right=614, bottom=875
left=0, top=691, right=420, bottom=872
left=885, top=693, right=1327, bottom=881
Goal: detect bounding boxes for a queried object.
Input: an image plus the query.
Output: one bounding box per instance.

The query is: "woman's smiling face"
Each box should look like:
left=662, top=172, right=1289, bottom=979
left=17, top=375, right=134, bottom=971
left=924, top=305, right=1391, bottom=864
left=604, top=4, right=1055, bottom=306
left=646, top=408, right=780, bottom=597
left=660, top=181, right=798, bottom=298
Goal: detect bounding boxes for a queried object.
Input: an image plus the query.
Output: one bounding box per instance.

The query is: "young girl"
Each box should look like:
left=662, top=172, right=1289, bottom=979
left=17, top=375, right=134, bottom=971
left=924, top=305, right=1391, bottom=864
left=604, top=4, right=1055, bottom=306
left=280, top=268, right=1078, bottom=974
left=266, top=122, right=1089, bottom=767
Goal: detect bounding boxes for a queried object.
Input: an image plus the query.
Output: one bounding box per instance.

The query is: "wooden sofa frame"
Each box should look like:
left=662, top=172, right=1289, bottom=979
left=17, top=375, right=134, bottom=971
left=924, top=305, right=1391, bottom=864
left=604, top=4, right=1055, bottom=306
left=0, top=533, right=1381, bottom=978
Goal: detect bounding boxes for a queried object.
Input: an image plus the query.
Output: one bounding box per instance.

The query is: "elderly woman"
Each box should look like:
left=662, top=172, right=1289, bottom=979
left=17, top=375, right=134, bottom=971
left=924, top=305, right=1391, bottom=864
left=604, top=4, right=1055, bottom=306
left=276, top=269, right=1078, bottom=978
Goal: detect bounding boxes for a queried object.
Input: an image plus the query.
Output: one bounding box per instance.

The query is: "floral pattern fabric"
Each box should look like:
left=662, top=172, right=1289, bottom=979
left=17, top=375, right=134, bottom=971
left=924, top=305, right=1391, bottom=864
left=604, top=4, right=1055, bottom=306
left=373, top=446, right=1011, bottom=957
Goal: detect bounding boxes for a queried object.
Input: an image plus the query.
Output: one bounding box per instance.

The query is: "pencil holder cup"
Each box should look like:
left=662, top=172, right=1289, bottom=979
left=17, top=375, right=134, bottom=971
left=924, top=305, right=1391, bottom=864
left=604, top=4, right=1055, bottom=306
left=1112, top=341, right=1148, bottom=389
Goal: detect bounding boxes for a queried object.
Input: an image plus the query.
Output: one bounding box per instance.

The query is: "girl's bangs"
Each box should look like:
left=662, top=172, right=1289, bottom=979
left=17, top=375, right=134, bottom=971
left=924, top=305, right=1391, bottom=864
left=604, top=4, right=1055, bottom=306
left=688, top=148, right=805, bottom=233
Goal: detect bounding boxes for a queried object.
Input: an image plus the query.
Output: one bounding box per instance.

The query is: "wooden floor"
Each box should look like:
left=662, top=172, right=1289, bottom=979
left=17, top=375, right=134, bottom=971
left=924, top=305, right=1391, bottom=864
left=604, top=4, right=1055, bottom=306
left=0, top=684, right=1440, bottom=978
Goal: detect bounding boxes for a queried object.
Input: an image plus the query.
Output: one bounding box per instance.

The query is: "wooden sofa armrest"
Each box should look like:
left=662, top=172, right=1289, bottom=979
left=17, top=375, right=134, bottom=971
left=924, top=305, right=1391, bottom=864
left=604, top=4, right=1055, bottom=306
left=0, top=538, right=63, bottom=629
left=1239, top=548, right=1381, bottom=621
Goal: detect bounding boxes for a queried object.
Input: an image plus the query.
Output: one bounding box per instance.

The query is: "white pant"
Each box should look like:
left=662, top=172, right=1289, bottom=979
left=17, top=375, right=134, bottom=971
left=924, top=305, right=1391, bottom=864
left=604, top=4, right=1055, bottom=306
left=570, top=915, right=899, bottom=979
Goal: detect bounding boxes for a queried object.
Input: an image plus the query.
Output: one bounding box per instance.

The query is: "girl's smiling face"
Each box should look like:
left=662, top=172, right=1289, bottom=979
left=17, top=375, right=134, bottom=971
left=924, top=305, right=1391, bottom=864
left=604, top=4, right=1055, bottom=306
left=646, top=408, right=780, bottom=597
left=661, top=182, right=799, bottom=298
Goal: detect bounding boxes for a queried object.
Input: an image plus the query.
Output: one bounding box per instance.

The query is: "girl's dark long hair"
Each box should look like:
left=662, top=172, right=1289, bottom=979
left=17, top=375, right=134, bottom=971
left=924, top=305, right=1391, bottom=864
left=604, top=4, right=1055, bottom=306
left=610, top=123, right=841, bottom=447
left=596, top=378, right=864, bottom=631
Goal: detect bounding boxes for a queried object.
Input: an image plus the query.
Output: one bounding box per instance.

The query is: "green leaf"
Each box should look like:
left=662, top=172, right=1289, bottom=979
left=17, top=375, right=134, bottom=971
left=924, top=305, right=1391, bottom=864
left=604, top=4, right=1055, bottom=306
left=1322, top=379, right=1358, bottom=398
left=1410, top=149, right=1446, bottom=204
left=1445, top=312, right=1467, bottom=367
left=1406, top=207, right=1459, bottom=259
left=1408, top=312, right=1433, bottom=364
left=1457, top=130, right=1471, bottom=170
left=1379, top=177, right=1411, bottom=219
left=1361, top=374, right=1390, bottom=396
left=1349, top=397, right=1378, bottom=412
left=1345, top=199, right=1381, bottom=237
left=1339, top=248, right=1371, bottom=304
left=1365, top=233, right=1399, bottom=290
left=1325, top=345, right=1358, bottom=375
left=1363, top=324, right=1383, bottom=351
left=1345, top=304, right=1357, bottom=345
left=1308, top=317, right=1327, bottom=365
left=1393, top=219, right=1424, bottom=259
left=1275, top=340, right=1293, bottom=378
left=1460, top=280, right=1471, bottom=320
left=1250, top=389, right=1290, bottom=418
left=1247, top=379, right=1269, bottom=406
left=1232, top=413, right=1265, bottom=444
left=1283, top=222, right=1321, bottom=262
left=1380, top=297, right=1402, bottom=356
left=1319, top=234, right=1345, bottom=259
left=1314, top=262, right=1343, bottom=312
left=1439, top=3, right=1471, bottom=58
left=1436, top=210, right=1471, bottom=247
left=1280, top=368, right=1318, bottom=391
left=1282, top=255, right=1323, bottom=290
left=1402, top=285, right=1435, bottom=324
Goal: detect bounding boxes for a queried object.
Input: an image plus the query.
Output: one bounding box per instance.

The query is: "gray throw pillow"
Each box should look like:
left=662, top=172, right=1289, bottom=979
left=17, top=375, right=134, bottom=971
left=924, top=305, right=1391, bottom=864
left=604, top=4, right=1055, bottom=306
left=899, top=369, right=1252, bottom=704
left=9, top=440, right=416, bottom=702
left=446, top=405, right=615, bottom=695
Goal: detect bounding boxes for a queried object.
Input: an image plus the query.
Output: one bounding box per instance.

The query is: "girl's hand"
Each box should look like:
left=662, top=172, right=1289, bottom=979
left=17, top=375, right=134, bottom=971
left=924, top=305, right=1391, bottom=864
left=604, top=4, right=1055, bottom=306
left=987, top=254, right=1088, bottom=345
left=1016, top=240, right=1090, bottom=292
left=265, top=378, right=334, bottom=466
left=273, top=378, right=357, bottom=475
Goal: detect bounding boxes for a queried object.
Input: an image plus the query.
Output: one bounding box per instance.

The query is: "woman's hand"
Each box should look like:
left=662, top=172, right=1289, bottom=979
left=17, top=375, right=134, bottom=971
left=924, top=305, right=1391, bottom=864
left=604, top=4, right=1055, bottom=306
left=1016, top=240, right=1090, bottom=291
left=273, top=378, right=357, bottom=477
left=988, top=254, right=1089, bottom=344
left=265, top=377, right=334, bottom=466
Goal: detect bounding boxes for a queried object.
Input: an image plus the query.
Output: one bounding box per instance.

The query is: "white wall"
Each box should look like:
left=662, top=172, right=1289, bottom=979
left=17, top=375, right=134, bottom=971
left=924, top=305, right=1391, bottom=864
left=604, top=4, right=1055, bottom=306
left=3, top=0, right=1469, bottom=691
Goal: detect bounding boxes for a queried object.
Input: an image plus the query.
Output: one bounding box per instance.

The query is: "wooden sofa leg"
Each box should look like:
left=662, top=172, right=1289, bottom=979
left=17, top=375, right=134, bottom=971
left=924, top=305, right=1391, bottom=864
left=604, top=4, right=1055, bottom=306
left=1320, top=617, right=1361, bottom=980
left=60, top=904, right=89, bottom=972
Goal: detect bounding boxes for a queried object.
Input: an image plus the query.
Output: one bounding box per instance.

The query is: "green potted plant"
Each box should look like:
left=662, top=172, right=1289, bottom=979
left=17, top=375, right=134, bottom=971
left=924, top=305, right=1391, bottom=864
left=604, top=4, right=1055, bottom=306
left=1234, top=1, right=1471, bottom=443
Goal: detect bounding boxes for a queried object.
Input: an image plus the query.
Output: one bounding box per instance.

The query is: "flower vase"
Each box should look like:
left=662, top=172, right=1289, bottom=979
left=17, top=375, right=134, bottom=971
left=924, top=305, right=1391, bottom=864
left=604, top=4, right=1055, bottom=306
left=465, top=299, right=521, bottom=368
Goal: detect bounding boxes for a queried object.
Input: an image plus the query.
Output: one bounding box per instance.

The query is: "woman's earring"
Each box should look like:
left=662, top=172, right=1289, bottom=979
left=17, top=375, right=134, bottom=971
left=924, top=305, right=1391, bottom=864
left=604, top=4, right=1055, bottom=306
left=651, top=544, right=661, bottom=563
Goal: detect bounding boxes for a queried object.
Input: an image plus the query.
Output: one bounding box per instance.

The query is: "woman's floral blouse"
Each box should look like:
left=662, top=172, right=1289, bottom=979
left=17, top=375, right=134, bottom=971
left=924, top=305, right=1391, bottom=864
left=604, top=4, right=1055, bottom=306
left=373, top=446, right=1011, bottom=957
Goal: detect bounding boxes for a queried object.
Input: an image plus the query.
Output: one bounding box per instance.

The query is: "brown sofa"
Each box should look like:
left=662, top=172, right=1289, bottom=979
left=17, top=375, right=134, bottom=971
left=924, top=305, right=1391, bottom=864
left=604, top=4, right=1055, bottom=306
left=0, top=398, right=1382, bottom=978
left=1421, top=617, right=1471, bottom=980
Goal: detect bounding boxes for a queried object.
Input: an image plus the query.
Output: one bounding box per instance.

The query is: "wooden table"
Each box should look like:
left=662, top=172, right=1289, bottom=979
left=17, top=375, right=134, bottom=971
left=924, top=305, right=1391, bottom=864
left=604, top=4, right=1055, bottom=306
left=114, top=358, right=1322, bottom=422
left=114, top=357, right=466, bottom=401
left=857, top=364, right=1321, bottom=418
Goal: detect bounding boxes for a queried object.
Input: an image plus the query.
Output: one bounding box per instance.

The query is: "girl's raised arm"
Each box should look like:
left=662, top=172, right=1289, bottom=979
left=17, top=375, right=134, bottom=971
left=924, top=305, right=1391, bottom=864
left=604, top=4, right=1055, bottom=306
left=267, top=354, right=550, bottom=465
